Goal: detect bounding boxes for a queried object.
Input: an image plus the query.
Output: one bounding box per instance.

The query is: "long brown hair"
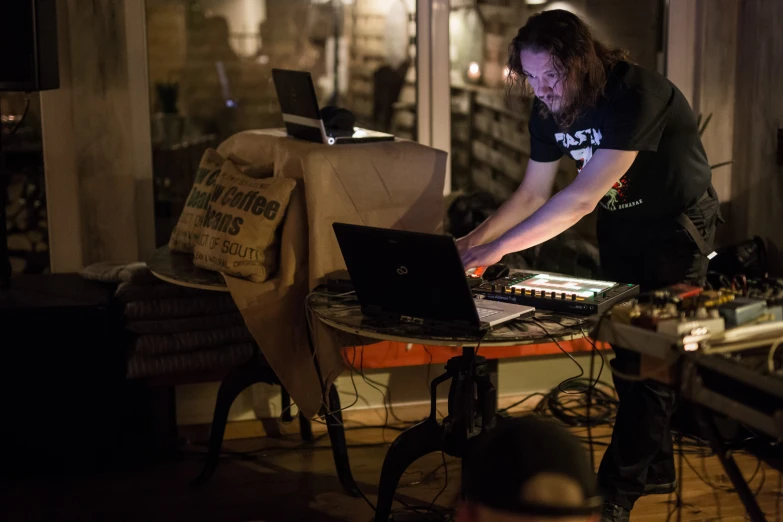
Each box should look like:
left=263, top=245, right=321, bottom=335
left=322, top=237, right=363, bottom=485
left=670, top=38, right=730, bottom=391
left=507, top=9, right=630, bottom=129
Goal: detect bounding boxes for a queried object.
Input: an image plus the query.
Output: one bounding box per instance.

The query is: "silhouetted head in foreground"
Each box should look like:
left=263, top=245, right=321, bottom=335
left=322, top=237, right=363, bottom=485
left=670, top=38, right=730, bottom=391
left=457, top=415, right=601, bottom=522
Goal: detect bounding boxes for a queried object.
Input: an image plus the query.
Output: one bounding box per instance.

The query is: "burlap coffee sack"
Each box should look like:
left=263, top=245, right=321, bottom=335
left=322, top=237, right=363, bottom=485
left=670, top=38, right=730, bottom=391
left=193, top=161, right=296, bottom=282
left=168, top=148, right=224, bottom=253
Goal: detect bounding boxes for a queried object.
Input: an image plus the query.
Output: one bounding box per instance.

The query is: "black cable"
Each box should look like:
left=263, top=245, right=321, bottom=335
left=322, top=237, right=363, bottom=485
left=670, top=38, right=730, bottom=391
left=527, top=317, right=585, bottom=394
left=303, top=292, right=348, bottom=423
left=498, top=391, right=546, bottom=414
left=676, top=433, right=684, bottom=522
left=575, top=316, right=608, bottom=391
left=423, top=345, right=434, bottom=395
left=390, top=454, right=453, bottom=522
left=753, top=459, right=767, bottom=498
left=587, top=332, right=596, bottom=472
left=536, top=380, right=618, bottom=428
left=475, top=329, right=489, bottom=358
left=681, top=450, right=731, bottom=492
left=307, top=344, right=362, bottom=427
left=428, top=452, right=449, bottom=511
left=357, top=338, right=390, bottom=442
left=544, top=312, right=612, bottom=477
left=746, top=457, right=763, bottom=492
left=306, top=294, right=455, bottom=520
left=352, top=335, right=418, bottom=426
left=700, top=449, right=723, bottom=519
left=399, top=460, right=447, bottom=488
left=576, top=313, right=608, bottom=472
left=423, top=345, right=446, bottom=419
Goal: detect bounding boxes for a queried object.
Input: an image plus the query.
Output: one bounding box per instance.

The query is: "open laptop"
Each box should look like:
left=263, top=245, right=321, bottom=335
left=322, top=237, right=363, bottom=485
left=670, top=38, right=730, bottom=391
left=332, top=223, right=535, bottom=332
left=271, top=69, right=395, bottom=145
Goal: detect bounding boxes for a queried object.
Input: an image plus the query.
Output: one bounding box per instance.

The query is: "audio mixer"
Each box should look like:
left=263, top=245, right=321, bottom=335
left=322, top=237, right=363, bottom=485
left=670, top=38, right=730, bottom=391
left=474, top=271, right=640, bottom=316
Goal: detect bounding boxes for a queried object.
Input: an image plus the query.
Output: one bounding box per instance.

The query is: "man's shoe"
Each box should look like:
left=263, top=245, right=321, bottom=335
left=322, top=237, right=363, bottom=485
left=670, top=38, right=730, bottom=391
left=601, top=502, right=630, bottom=522
left=642, top=479, right=677, bottom=495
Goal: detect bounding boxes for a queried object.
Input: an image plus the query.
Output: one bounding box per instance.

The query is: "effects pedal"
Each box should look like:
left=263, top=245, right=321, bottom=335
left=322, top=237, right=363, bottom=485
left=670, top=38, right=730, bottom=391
left=718, top=297, right=767, bottom=327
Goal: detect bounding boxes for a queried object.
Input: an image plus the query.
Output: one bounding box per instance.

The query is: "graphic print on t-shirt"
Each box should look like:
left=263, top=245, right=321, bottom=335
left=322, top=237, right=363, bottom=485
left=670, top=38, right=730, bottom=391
left=554, top=129, right=638, bottom=212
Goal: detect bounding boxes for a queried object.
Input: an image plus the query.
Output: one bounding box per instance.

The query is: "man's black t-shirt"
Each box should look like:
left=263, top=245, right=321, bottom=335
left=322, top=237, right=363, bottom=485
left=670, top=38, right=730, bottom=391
left=528, top=61, right=712, bottom=220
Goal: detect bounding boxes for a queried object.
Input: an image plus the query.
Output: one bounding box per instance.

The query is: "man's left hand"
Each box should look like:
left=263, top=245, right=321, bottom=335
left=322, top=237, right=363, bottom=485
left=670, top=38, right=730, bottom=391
left=461, top=242, right=504, bottom=270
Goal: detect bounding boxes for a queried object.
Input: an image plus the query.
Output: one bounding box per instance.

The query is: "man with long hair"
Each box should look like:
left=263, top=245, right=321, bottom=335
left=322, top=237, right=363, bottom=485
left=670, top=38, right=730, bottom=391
left=458, top=9, right=720, bottom=521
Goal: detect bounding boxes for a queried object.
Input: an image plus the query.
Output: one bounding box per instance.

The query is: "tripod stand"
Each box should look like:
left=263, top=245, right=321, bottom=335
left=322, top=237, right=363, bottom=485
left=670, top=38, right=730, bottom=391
left=374, top=346, right=497, bottom=522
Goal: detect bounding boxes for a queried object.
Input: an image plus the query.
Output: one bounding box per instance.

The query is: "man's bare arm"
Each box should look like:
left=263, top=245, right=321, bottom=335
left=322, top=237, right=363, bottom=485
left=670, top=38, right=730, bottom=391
left=457, top=158, right=560, bottom=250
left=460, top=149, right=639, bottom=269
left=494, top=149, right=638, bottom=252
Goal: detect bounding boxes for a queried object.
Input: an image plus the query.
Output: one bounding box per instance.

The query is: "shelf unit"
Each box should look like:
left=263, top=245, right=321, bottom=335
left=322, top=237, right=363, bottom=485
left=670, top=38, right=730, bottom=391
left=346, top=3, right=417, bottom=140
left=451, top=80, right=533, bottom=200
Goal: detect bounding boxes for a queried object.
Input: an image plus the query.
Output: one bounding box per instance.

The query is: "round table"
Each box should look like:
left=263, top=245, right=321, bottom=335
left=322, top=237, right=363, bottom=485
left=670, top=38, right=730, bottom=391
left=307, top=292, right=591, bottom=522
left=307, top=292, right=589, bottom=346
left=146, top=245, right=228, bottom=291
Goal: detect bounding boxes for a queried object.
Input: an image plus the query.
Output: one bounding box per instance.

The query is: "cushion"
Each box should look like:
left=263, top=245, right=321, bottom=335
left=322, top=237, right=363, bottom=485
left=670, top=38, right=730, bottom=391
left=193, top=160, right=296, bottom=282
left=168, top=148, right=225, bottom=253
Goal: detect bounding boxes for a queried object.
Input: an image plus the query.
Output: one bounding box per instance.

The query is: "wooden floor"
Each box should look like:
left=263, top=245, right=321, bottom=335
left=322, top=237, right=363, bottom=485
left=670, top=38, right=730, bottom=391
left=1, top=422, right=781, bottom=522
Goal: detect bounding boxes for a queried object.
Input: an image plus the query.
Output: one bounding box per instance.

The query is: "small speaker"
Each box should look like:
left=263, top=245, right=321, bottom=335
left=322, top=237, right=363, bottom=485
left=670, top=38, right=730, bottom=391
left=0, top=0, right=59, bottom=92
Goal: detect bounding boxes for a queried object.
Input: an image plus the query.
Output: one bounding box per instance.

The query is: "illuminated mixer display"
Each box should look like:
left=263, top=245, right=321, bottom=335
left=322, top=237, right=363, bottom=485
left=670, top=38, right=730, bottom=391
left=475, top=271, right=640, bottom=315
left=509, top=273, right=618, bottom=299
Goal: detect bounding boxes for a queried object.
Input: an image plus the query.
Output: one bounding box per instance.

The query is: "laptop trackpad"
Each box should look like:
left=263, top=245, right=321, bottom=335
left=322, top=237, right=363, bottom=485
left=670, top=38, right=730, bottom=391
left=474, top=299, right=503, bottom=309
left=326, top=128, right=354, bottom=138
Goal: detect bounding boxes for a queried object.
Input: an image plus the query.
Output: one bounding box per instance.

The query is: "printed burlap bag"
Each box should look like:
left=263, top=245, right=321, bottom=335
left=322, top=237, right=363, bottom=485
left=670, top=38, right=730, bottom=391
left=168, top=148, right=225, bottom=253
left=193, top=160, right=296, bottom=282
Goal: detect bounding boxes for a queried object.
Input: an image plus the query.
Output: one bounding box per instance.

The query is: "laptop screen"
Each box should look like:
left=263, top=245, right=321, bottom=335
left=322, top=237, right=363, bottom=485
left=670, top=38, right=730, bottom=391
left=271, top=69, right=322, bottom=120
left=333, top=223, right=480, bottom=328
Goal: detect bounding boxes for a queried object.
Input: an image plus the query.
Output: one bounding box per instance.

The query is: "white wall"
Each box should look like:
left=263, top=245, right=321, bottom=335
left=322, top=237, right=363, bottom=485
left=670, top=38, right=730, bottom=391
left=41, top=0, right=155, bottom=271
left=176, top=352, right=614, bottom=425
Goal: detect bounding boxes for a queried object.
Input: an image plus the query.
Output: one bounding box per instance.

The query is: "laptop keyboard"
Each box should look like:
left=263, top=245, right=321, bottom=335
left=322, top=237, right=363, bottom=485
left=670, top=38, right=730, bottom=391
left=475, top=306, right=500, bottom=319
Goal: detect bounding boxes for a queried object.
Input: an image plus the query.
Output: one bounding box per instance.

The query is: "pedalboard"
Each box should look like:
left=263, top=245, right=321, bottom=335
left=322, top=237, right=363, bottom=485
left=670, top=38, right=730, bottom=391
left=474, top=271, right=640, bottom=316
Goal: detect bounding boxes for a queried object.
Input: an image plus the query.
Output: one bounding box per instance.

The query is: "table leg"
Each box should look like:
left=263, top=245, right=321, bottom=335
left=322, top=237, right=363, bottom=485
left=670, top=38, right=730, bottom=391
left=299, top=412, right=314, bottom=442
left=280, top=387, right=293, bottom=422
left=191, top=352, right=270, bottom=487
left=374, top=349, right=499, bottom=521
left=694, top=405, right=767, bottom=522
left=374, top=365, right=456, bottom=522
left=443, top=349, right=496, bottom=455
left=326, top=384, right=362, bottom=497
left=374, top=417, right=445, bottom=522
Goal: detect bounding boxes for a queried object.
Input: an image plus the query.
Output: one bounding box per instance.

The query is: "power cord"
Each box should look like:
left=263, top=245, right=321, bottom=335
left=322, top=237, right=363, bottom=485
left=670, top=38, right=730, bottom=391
left=350, top=334, right=425, bottom=426
left=389, top=452, right=452, bottom=522
left=423, top=345, right=447, bottom=419
left=428, top=452, right=449, bottom=511
left=527, top=316, right=585, bottom=394
left=304, top=291, right=367, bottom=426
left=701, top=449, right=722, bottom=519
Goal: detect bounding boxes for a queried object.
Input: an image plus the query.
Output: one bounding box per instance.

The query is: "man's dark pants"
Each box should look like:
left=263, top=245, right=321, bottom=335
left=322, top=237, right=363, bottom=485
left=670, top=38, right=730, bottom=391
left=595, top=191, right=720, bottom=511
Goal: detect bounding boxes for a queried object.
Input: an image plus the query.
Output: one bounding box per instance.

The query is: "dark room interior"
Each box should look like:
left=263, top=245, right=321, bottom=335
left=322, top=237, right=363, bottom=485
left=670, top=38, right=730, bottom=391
left=2, top=1, right=783, bottom=521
